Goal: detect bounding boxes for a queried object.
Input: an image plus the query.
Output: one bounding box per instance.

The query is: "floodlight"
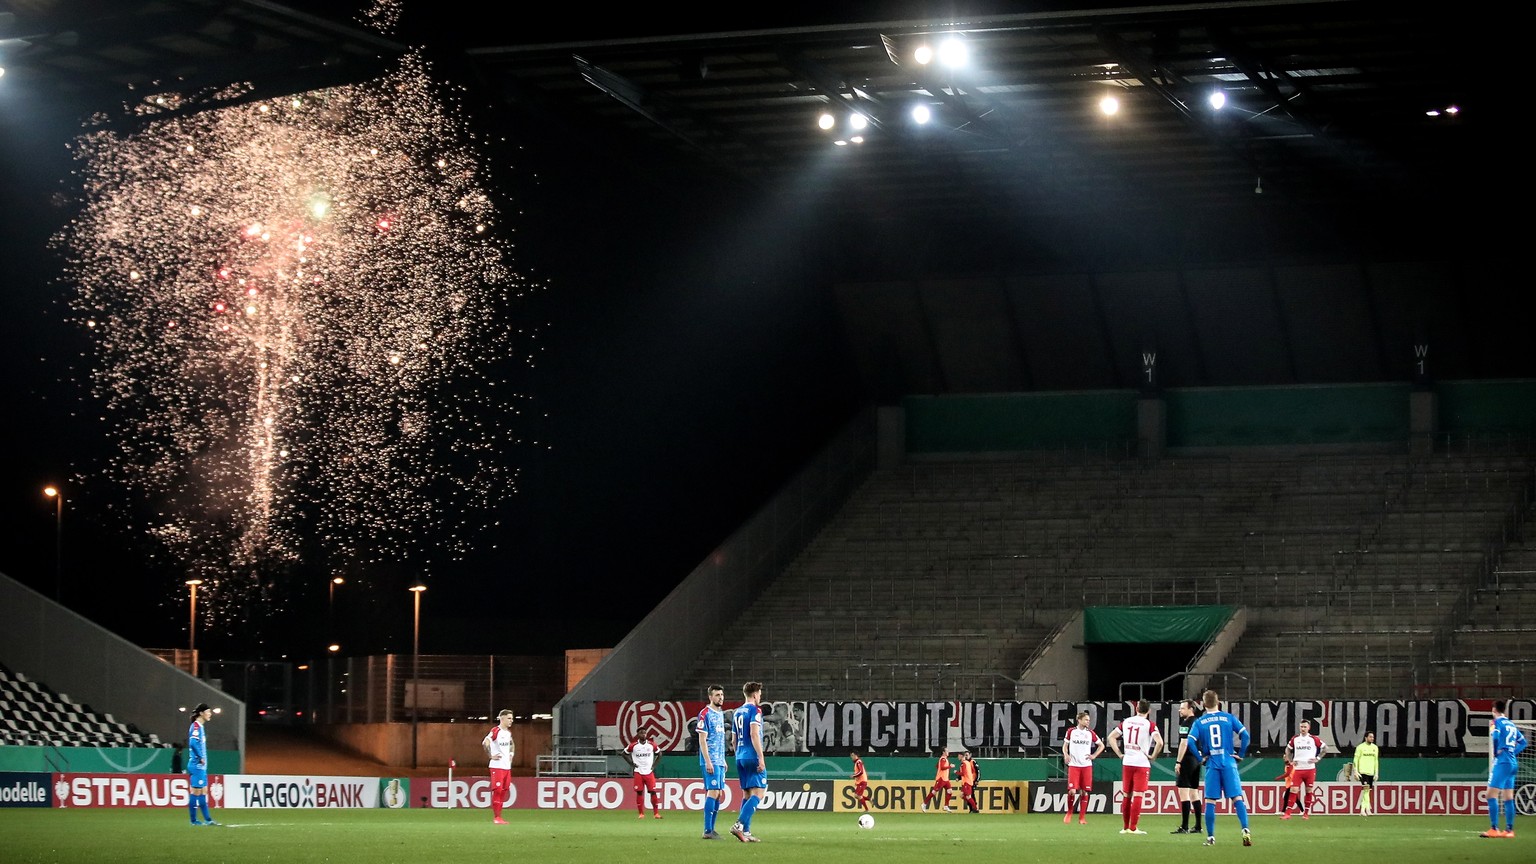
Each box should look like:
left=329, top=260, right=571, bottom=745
left=937, top=37, right=968, bottom=68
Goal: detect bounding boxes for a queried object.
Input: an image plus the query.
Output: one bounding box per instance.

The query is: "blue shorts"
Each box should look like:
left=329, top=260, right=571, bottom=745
left=1202, top=763, right=1243, bottom=800
left=700, top=763, right=725, bottom=791
left=737, top=761, right=768, bottom=791
left=1488, top=762, right=1517, bottom=790
left=189, top=768, right=208, bottom=789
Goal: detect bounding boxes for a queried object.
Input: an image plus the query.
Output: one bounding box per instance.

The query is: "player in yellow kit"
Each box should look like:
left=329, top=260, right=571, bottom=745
left=1352, top=731, right=1380, bottom=816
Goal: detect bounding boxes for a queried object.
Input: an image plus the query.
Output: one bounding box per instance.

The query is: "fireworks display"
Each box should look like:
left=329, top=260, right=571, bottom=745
left=357, top=0, right=404, bottom=34
left=53, top=53, right=539, bottom=628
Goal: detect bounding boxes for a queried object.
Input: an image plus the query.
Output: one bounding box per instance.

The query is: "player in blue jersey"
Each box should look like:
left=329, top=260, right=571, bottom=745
left=696, top=685, right=728, bottom=840
left=1482, top=700, right=1529, bottom=838
left=1190, top=690, right=1251, bottom=847
left=186, top=703, right=219, bottom=826
left=731, top=682, right=767, bottom=842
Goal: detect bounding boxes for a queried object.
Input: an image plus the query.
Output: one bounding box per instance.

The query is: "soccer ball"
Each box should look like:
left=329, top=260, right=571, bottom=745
left=858, top=813, right=874, bottom=829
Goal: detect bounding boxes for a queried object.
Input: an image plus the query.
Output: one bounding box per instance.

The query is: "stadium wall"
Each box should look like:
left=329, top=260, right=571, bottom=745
left=901, top=379, right=1536, bottom=454
left=0, top=746, right=239, bottom=774
left=313, top=720, right=551, bottom=771
left=1018, top=612, right=1084, bottom=696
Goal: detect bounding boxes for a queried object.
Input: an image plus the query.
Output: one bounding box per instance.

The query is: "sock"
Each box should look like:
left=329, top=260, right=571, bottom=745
left=1193, top=802, right=1203, bottom=831
left=740, top=795, right=760, bottom=831
left=1080, top=791, right=1090, bottom=817
left=1489, top=795, right=1499, bottom=829
left=704, top=796, right=717, bottom=832
left=653, top=792, right=661, bottom=815
left=1180, top=800, right=1191, bottom=829
left=1300, top=789, right=1308, bottom=814
left=1359, top=788, right=1370, bottom=812
left=1123, top=796, right=1131, bottom=829
left=1204, top=802, right=1216, bottom=837
left=189, top=794, right=200, bottom=824
left=1131, top=796, right=1142, bottom=829
left=1505, top=799, right=1516, bottom=832
left=636, top=791, right=644, bottom=814
left=1235, top=800, right=1250, bottom=831
left=198, top=794, right=211, bottom=823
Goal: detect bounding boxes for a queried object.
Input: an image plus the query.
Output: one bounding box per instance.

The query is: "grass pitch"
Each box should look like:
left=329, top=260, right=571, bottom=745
left=1, top=809, right=1528, bottom=864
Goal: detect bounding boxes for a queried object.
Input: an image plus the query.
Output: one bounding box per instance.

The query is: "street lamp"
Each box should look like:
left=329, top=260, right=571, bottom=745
left=323, top=576, right=347, bottom=724
left=185, top=579, right=204, bottom=677
left=409, top=582, right=427, bottom=769
left=327, top=576, right=345, bottom=644
left=325, top=642, right=341, bottom=725
left=42, top=486, right=62, bottom=602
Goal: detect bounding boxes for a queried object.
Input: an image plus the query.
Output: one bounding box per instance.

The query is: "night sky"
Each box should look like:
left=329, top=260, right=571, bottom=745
left=0, top=0, right=901, bottom=661
left=2, top=1, right=1507, bottom=667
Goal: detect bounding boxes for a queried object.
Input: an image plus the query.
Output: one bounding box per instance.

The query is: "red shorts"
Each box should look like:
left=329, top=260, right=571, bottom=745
left=1068, top=765, right=1093, bottom=791
left=1290, top=768, right=1316, bottom=787
left=854, top=780, right=869, bottom=797
left=490, top=767, right=511, bottom=796
left=1121, top=764, right=1150, bottom=794
left=633, top=771, right=657, bottom=792
left=931, top=778, right=952, bottom=790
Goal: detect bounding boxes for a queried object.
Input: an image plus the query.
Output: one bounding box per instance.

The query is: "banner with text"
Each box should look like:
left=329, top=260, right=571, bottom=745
left=833, top=778, right=1028, bottom=814
left=597, top=698, right=1533, bottom=755
left=419, top=776, right=833, bottom=811
left=51, top=773, right=213, bottom=809
left=0, top=772, right=52, bottom=808
left=220, top=774, right=380, bottom=809
left=1117, top=782, right=1512, bottom=817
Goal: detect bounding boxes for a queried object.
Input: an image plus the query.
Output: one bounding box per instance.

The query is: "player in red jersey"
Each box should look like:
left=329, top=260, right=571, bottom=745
left=482, top=709, right=515, bottom=824
left=623, top=726, right=663, bottom=818
left=1108, top=700, right=1164, bottom=834
left=1063, top=710, right=1105, bottom=824
left=922, top=749, right=954, bottom=811
left=850, top=752, right=872, bottom=812
left=1281, top=720, right=1326, bottom=819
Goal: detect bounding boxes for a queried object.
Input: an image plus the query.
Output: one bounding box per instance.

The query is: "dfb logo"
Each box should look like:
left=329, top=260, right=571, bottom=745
left=1515, top=783, right=1536, bottom=817
left=618, top=701, right=687, bottom=750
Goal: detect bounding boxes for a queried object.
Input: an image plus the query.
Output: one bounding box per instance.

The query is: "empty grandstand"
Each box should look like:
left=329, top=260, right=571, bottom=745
left=0, top=662, right=164, bottom=748
left=669, top=448, right=1535, bottom=703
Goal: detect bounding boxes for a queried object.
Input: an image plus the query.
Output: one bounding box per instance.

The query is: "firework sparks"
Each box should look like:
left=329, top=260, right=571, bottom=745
left=357, top=0, right=404, bottom=34
left=55, top=53, right=539, bottom=625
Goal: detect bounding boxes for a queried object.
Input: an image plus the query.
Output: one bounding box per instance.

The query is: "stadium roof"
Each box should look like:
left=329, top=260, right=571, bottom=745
left=0, top=1, right=1507, bottom=231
